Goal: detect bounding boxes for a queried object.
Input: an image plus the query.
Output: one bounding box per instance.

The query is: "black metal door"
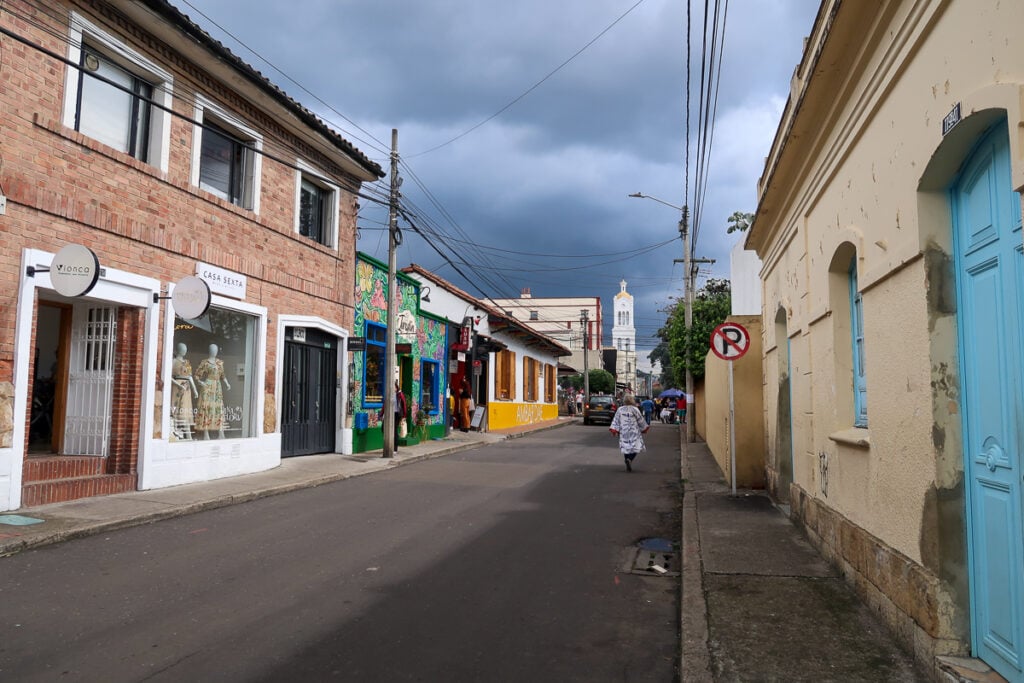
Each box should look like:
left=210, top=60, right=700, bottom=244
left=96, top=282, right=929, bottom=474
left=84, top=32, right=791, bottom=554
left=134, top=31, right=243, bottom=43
left=282, top=330, right=336, bottom=457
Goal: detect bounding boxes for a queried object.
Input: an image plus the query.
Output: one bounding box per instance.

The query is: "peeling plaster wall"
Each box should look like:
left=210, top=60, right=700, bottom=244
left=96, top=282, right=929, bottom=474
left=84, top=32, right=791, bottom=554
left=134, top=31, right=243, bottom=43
left=754, top=0, right=1024, bottom=653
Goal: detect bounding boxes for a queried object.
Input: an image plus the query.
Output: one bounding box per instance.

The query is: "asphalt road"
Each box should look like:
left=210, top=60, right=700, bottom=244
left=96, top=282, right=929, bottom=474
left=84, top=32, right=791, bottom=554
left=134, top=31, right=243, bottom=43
left=0, top=423, right=681, bottom=682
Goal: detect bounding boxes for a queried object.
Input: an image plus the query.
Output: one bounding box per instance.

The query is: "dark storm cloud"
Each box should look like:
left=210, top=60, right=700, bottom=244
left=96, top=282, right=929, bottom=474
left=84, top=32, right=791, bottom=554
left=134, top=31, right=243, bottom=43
left=179, top=0, right=821, bottom=352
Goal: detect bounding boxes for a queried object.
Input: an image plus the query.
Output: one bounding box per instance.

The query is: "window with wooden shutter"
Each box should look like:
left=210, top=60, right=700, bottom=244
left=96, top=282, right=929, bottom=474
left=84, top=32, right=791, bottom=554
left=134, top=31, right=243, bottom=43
left=498, top=350, right=516, bottom=400
left=544, top=363, right=555, bottom=402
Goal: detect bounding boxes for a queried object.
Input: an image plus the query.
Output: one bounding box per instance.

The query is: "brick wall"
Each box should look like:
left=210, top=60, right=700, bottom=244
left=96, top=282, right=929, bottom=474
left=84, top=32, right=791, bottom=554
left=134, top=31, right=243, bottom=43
left=1, top=0, right=371, bottom=502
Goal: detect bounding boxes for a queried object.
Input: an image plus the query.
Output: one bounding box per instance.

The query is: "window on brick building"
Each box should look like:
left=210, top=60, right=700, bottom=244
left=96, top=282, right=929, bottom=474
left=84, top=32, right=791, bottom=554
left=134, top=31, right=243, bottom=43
left=199, top=121, right=255, bottom=208
left=296, top=171, right=338, bottom=247
left=169, top=306, right=258, bottom=441
left=62, top=13, right=173, bottom=171
left=191, top=98, right=262, bottom=212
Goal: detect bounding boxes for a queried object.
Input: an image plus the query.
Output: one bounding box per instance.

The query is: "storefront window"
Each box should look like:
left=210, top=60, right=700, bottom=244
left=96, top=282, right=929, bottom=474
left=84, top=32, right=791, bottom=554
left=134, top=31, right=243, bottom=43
left=169, top=306, right=256, bottom=441
left=421, top=359, right=439, bottom=415
left=364, top=321, right=386, bottom=407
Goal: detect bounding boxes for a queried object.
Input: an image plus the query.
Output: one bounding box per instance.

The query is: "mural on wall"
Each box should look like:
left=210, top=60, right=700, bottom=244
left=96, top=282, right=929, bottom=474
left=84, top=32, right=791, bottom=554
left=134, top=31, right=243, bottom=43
left=353, top=256, right=446, bottom=430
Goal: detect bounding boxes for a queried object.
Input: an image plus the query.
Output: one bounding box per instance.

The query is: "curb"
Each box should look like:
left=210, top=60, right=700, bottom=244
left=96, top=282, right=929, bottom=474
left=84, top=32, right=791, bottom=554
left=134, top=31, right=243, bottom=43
left=680, top=432, right=713, bottom=683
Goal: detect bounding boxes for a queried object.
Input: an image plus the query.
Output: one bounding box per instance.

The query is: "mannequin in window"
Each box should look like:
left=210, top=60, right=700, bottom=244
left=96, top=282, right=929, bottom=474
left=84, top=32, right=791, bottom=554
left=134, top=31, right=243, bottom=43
left=195, top=343, right=231, bottom=439
left=171, top=342, right=199, bottom=439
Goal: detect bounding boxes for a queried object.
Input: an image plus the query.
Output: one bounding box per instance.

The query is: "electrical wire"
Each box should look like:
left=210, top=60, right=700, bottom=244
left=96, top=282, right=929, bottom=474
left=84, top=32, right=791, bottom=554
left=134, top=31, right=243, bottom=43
left=174, top=0, right=391, bottom=159
left=408, top=0, right=649, bottom=158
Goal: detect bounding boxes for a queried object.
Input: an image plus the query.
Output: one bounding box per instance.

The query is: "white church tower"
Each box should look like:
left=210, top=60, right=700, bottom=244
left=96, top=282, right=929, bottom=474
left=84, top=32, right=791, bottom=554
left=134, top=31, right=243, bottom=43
left=612, top=279, right=635, bottom=351
left=612, top=280, right=637, bottom=392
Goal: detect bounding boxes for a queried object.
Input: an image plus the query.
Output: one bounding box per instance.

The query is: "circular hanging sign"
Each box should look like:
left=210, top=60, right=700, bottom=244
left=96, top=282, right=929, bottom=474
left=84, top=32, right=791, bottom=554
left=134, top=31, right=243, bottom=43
left=710, top=322, right=751, bottom=362
left=171, top=276, right=212, bottom=319
left=50, top=244, right=100, bottom=297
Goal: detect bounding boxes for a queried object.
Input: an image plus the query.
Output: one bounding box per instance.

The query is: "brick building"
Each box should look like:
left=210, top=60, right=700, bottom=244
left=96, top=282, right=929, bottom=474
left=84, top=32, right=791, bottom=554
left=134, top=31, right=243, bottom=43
left=0, top=0, right=382, bottom=510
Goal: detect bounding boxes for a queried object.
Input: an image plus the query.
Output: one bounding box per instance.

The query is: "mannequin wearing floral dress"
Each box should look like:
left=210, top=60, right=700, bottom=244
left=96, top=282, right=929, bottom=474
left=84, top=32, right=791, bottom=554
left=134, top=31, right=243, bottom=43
left=171, top=342, right=198, bottom=439
left=194, top=343, right=231, bottom=439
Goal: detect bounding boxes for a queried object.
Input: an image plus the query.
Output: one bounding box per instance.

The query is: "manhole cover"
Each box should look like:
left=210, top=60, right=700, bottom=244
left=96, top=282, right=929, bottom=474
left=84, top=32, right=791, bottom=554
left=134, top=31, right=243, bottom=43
left=630, top=537, right=679, bottom=576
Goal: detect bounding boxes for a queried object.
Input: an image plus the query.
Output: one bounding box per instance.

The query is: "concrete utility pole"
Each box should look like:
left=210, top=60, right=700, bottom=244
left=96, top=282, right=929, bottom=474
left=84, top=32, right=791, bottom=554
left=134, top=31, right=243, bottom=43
left=581, top=309, right=590, bottom=403
left=383, top=129, right=399, bottom=458
left=679, top=207, right=695, bottom=445
left=629, top=192, right=713, bottom=444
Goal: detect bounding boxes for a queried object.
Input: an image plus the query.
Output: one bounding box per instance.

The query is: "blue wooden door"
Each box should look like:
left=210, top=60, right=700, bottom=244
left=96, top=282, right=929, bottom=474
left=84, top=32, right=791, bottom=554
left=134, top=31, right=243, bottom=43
left=953, top=122, right=1024, bottom=683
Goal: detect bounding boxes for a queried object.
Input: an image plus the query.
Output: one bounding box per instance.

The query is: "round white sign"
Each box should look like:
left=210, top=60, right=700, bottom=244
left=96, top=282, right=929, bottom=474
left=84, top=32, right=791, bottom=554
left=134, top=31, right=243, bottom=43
left=50, top=244, right=100, bottom=297
left=171, top=276, right=212, bottom=319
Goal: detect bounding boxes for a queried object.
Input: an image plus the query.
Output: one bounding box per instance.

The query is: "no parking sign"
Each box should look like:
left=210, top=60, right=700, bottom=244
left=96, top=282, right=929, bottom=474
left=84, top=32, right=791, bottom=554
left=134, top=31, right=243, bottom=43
left=709, top=322, right=750, bottom=362
left=709, top=321, right=751, bottom=498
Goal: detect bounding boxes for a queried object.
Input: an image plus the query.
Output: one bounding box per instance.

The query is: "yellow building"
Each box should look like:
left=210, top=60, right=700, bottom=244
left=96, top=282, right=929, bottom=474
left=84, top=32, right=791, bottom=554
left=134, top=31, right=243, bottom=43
left=747, top=2, right=1024, bottom=680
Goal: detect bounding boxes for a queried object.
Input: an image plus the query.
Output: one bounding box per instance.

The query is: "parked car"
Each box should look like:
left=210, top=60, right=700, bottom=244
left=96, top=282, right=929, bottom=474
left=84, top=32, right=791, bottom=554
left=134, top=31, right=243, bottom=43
left=583, top=395, right=616, bottom=425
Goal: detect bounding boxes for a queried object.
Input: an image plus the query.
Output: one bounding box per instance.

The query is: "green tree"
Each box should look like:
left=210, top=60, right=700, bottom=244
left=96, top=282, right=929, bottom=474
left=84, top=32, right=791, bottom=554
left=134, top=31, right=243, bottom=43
left=666, top=278, right=732, bottom=383
left=726, top=211, right=754, bottom=234
left=561, top=368, right=615, bottom=393
left=648, top=334, right=675, bottom=387
left=586, top=368, right=616, bottom=394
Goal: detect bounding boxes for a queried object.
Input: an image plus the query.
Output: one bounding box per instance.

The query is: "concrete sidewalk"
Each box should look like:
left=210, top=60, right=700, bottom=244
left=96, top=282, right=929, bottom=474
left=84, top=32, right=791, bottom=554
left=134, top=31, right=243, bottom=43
left=0, top=417, right=574, bottom=557
left=680, top=437, right=930, bottom=683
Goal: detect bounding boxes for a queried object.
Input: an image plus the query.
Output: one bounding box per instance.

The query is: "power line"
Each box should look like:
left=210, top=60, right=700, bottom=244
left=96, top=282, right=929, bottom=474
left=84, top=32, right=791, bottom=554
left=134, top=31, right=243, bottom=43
left=408, top=0, right=650, bottom=158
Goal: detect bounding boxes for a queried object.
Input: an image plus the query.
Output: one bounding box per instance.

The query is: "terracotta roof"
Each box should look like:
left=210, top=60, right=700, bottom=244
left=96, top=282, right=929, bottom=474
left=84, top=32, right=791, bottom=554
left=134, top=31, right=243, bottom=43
left=141, top=0, right=384, bottom=178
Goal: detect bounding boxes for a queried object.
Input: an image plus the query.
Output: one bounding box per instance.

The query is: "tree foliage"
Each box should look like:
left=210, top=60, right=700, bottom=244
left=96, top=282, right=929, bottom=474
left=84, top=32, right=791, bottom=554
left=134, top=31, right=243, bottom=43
left=561, top=368, right=616, bottom=394
left=662, top=278, right=732, bottom=383
left=726, top=211, right=754, bottom=234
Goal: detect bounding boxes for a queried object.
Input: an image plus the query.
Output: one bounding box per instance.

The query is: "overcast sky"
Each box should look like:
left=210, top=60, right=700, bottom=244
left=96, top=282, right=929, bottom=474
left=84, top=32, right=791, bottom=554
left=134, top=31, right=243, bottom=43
left=179, top=0, right=820, bottom=353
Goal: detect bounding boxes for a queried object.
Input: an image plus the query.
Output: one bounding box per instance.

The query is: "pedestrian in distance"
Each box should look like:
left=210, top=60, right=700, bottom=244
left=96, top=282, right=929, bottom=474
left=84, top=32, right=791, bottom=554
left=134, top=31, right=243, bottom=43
left=640, top=396, right=655, bottom=424
left=609, top=394, right=650, bottom=472
left=380, top=380, right=407, bottom=452
left=458, top=378, right=472, bottom=432
left=575, top=390, right=584, bottom=416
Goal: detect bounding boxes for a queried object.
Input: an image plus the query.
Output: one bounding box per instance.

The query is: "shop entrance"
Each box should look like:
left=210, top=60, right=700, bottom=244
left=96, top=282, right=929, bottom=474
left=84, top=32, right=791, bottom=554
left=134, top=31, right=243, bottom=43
left=281, top=328, right=337, bottom=457
left=29, top=302, right=117, bottom=456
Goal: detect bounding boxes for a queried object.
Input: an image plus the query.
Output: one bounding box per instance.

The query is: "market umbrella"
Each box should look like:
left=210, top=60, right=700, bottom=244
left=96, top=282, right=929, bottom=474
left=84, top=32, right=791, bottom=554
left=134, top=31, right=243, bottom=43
left=659, top=388, right=684, bottom=398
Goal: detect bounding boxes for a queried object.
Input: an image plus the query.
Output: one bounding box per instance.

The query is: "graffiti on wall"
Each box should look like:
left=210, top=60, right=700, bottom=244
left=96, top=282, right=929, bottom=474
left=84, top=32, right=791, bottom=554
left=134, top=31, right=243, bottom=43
left=353, top=256, right=447, bottom=428
left=818, top=451, right=829, bottom=497
left=516, top=403, right=545, bottom=424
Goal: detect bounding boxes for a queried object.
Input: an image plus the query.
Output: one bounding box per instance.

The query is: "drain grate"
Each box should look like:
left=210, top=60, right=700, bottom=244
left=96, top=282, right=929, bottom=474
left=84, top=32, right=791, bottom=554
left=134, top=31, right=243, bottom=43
left=630, top=537, right=679, bottom=576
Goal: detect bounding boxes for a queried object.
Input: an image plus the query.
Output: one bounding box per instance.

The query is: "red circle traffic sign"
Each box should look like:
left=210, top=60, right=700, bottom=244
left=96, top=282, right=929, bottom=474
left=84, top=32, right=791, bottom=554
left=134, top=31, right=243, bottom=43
left=710, top=322, right=751, bottom=361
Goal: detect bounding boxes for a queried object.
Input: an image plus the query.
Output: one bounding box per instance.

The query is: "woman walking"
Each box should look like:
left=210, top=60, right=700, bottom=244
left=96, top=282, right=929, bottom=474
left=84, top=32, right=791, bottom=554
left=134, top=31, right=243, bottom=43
left=609, top=395, right=650, bottom=472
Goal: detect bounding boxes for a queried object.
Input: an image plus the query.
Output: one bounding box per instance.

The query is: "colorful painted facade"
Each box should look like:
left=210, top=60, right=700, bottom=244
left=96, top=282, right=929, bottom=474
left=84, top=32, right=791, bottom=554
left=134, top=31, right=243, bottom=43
left=352, top=254, right=447, bottom=452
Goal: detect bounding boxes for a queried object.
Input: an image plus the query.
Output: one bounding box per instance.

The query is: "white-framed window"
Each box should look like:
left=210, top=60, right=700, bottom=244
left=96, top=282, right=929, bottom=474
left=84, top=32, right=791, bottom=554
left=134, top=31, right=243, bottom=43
left=190, top=97, right=263, bottom=212
left=294, top=164, right=339, bottom=247
left=61, top=12, right=173, bottom=170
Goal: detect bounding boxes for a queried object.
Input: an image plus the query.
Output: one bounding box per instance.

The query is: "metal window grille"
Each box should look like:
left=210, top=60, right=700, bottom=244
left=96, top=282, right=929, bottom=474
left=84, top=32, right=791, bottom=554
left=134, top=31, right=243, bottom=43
left=64, top=306, right=117, bottom=456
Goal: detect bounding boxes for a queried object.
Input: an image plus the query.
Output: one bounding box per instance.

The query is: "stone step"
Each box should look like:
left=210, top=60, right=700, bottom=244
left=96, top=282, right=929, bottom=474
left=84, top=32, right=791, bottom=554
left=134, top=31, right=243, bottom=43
left=21, top=473, right=137, bottom=507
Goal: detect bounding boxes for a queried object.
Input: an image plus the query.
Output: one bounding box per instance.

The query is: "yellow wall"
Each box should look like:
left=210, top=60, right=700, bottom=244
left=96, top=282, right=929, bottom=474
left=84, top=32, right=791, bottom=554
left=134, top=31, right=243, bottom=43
left=702, top=316, right=765, bottom=488
left=488, top=402, right=558, bottom=430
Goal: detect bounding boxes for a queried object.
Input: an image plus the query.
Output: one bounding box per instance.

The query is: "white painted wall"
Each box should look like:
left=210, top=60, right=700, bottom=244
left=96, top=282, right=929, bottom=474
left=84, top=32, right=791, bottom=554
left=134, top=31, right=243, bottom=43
left=730, top=239, right=763, bottom=316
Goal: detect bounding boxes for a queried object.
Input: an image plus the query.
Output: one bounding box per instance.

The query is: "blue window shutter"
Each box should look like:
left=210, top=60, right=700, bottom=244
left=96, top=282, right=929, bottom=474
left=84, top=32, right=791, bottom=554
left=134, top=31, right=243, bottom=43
left=849, top=262, right=867, bottom=426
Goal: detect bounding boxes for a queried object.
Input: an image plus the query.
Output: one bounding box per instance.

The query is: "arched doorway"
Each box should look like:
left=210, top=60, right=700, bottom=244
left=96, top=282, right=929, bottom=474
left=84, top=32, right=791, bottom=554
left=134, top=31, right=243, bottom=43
left=773, top=306, right=794, bottom=504
left=952, top=119, right=1024, bottom=682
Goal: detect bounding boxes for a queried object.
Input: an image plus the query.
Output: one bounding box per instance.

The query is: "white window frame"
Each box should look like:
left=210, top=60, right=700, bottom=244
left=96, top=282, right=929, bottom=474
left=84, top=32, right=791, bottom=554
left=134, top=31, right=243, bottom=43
left=62, top=12, right=173, bottom=172
left=294, top=161, right=339, bottom=248
left=189, top=95, right=263, bottom=214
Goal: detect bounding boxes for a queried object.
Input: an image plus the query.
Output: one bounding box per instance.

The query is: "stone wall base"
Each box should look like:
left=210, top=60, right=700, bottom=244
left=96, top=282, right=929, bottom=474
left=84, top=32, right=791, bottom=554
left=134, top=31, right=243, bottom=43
left=790, top=484, right=968, bottom=681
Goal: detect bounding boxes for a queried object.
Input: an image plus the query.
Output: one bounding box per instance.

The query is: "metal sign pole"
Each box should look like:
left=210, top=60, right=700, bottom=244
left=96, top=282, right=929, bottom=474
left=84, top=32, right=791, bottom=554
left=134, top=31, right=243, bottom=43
left=729, top=358, right=737, bottom=497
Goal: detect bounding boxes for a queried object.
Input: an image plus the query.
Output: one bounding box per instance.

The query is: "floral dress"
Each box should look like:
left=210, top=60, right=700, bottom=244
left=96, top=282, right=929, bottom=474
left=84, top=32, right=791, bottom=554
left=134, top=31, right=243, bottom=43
left=171, top=356, right=194, bottom=425
left=610, top=405, right=648, bottom=455
left=194, top=357, right=226, bottom=431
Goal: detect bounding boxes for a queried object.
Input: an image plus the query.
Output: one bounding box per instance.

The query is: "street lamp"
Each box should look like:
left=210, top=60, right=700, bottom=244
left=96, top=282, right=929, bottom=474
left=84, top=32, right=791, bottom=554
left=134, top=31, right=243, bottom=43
left=629, top=191, right=695, bottom=444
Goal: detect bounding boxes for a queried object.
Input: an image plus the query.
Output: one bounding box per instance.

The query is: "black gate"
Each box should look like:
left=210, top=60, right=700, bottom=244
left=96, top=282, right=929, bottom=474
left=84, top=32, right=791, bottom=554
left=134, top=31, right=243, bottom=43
left=282, top=328, right=337, bottom=457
